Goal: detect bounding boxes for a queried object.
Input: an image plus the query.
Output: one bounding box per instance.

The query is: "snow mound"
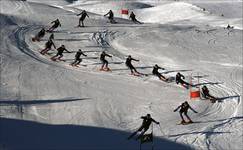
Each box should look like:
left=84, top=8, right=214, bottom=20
left=68, top=0, right=153, bottom=16
left=134, top=2, right=242, bottom=29
left=135, top=2, right=210, bottom=24
left=124, top=2, right=153, bottom=9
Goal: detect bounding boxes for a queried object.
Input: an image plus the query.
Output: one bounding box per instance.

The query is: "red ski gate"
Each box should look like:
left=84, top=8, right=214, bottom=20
left=121, top=9, right=129, bottom=19
left=190, top=73, right=201, bottom=100
left=190, top=90, right=200, bottom=99
left=121, top=9, right=129, bottom=15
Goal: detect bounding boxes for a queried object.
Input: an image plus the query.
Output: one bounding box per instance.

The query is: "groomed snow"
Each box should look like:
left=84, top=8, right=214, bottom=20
left=0, top=0, right=242, bottom=149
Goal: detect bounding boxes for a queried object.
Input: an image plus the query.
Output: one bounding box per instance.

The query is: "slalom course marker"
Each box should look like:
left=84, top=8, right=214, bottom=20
left=121, top=9, right=129, bottom=19
left=121, top=9, right=129, bottom=15
left=190, top=90, right=200, bottom=99
left=190, top=73, right=200, bottom=100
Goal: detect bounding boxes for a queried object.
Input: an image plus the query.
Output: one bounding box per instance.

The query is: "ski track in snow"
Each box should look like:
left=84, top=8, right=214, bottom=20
left=0, top=0, right=242, bottom=149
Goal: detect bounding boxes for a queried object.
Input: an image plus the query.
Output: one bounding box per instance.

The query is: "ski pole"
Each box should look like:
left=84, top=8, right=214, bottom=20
left=158, top=124, right=166, bottom=136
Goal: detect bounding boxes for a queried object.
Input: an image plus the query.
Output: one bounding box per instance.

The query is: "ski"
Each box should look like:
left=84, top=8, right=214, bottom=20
left=130, top=73, right=141, bottom=77
left=130, top=72, right=148, bottom=77
left=51, top=58, right=66, bottom=62
left=99, top=68, right=112, bottom=72
left=70, top=64, right=87, bottom=67
left=177, top=121, right=193, bottom=125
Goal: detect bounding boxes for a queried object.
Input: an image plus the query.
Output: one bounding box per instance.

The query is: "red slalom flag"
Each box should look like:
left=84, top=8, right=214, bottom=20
left=121, top=9, right=129, bottom=15
left=190, top=90, right=200, bottom=99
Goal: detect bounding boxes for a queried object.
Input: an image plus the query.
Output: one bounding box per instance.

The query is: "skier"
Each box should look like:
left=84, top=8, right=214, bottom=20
left=126, top=55, right=140, bottom=75
left=100, top=51, right=112, bottom=71
left=48, top=33, right=54, bottom=41
left=226, top=24, right=233, bottom=29
left=70, top=49, right=87, bottom=66
left=174, top=101, right=198, bottom=124
left=51, top=45, right=71, bottom=61
left=129, top=11, right=142, bottom=24
left=201, top=85, right=217, bottom=103
left=152, top=64, right=168, bottom=81
left=32, top=28, right=45, bottom=42
left=104, top=10, right=115, bottom=23
left=176, top=72, right=191, bottom=88
left=47, top=19, right=61, bottom=32
left=127, top=114, right=159, bottom=140
left=40, top=39, right=56, bottom=55
left=77, top=10, right=89, bottom=27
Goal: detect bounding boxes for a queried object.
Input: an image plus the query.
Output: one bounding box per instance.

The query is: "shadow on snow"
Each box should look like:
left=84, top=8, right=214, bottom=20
left=0, top=98, right=90, bottom=106
left=0, top=118, right=192, bottom=150
left=193, top=82, right=223, bottom=87
left=168, top=131, right=230, bottom=138
left=195, top=116, right=243, bottom=124
left=217, top=95, right=240, bottom=103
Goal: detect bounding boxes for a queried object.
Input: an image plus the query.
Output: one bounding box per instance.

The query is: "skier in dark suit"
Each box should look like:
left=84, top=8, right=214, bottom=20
left=127, top=114, right=159, bottom=140
left=174, top=101, right=198, bottom=124
left=77, top=10, right=89, bottom=27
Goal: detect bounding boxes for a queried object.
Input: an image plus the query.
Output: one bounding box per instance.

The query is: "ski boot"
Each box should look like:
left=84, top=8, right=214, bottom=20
left=180, top=120, right=186, bottom=124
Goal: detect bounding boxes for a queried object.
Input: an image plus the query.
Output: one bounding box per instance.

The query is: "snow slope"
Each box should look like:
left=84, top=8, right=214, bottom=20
left=0, top=0, right=242, bottom=149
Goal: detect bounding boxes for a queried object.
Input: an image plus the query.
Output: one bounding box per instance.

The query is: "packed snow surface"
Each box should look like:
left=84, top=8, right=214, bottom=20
left=0, top=0, right=242, bottom=149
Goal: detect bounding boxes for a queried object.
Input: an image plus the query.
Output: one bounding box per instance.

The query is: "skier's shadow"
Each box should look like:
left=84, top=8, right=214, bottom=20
left=87, top=62, right=124, bottom=66
left=41, top=38, right=89, bottom=42
left=192, top=75, right=209, bottom=79
left=85, top=45, right=110, bottom=48
left=64, top=51, right=77, bottom=53
left=62, top=57, right=99, bottom=61
left=167, top=76, right=176, bottom=82
left=217, top=95, right=240, bottom=102
left=194, top=116, right=243, bottom=124
left=163, top=69, right=192, bottom=74
left=68, top=31, right=95, bottom=34
left=167, top=131, right=230, bottom=138
left=0, top=97, right=90, bottom=106
left=83, top=50, right=103, bottom=53
left=63, top=51, right=97, bottom=54
left=87, top=25, right=149, bottom=28
left=50, top=30, right=70, bottom=33
left=111, top=66, right=153, bottom=72
left=55, top=38, right=90, bottom=41
left=193, top=82, right=223, bottom=87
